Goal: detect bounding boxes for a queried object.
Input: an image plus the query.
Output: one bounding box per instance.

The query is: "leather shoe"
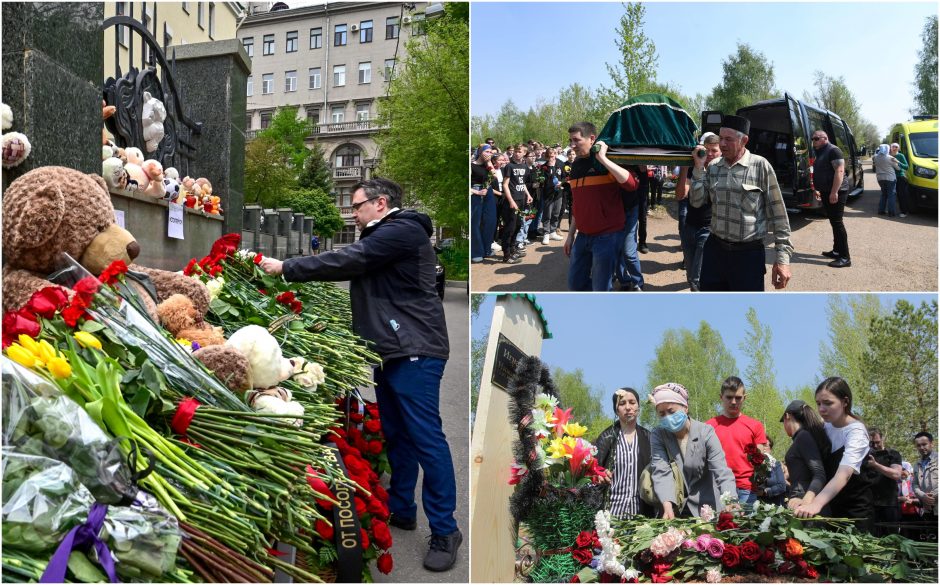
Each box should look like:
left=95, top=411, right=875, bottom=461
left=821, top=250, right=841, bottom=259
left=639, top=244, right=649, bottom=254
left=389, top=513, right=417, bottom=531
left=424, top=530, right=462, bottom=572
left=828, top=257, right=852, bottom=268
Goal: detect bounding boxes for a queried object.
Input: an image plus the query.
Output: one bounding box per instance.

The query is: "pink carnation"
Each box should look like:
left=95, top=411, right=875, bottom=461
left=700, top=504, right=715, bottom=523
left=706, top=538, right=725, bottom=559
left=650, top=527, right=687, bottom=557
left=706, top=568, right=722, bottom=583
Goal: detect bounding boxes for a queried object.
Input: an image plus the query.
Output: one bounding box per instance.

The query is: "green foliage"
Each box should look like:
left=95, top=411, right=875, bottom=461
left=706, top=43, right=778, bottom=114
left=244, top=135, right=294, bottom=207
left=818, top=295, right=885, bottom=413
left=262, top=106, right=313, bottom=171
left=644, top=322, right=737, bottom=427
left=864, top=300, right=938, bottom=462
left=740, top=308, right=786, bottom=459
left=438, top=238, right=468, bottom=281
left=297, top=142, right=334, bottom=194
left=278, top=188, right=345, bottom=237
left=376, top=3, right=468, bottom=235
left=601, top=2, right=659, bottom=102
left=803, top=71, right=867, bottom=138
left=911, top=15, right=938, bottom=117
left=552, top=367, right=607, bottom=438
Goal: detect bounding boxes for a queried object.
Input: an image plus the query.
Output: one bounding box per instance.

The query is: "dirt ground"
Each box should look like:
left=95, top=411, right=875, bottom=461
left=471, top=162, right=938, bottom=293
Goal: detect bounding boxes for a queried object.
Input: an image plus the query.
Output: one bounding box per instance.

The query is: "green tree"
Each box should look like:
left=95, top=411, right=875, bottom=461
left=280, top=188, right=345, bottom=238
left=470, top=294, right=490, bottom=420
left=706, top=43, right=777, bottom=114
left=739, top=308, right=786, bottom=458
left=911, top=15, right=938, bottom=117
left=818, top=295, right=885, bottom=406
left=244, top=134, right=295, bottom=207
left=602, top=2, right=659, bottom=102
left=803, top=71, right=863, bottom=133
left=645, top=322, right=737, bottom=427
left=552, top=367, right=609, bottom=440
left=864, top=300, right=938, bottom=462
left=263, top=106, right=313, bottom=171
left=297, top=142, right=334, bottom=194
left=376, top=3, right=468, bottom=237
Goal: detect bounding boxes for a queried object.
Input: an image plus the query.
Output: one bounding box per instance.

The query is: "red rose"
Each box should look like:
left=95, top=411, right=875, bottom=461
left=315, top=519, right=334, bottom=540
left=571, top=548, right=593, bottom=565
left=73, top=277, right=101, bottom=298
left=254, top=252, right=264, bottom=265
left=3, top=308, right=41, bottom=343
left=354, top=436, right=370, bottom=453
left=716, top=512, right=737, bottom=531
left=376, top=552, right=393, bottom=575
left=745, top=443, right=758, bottom=455
left=354, top=496, right=367, bottom=516
left=804, top=566, right=819, bottom=579
left=652, top=561, right=671, bottom=574
left=365, top=403, right=380, bottom=418
left=368, top=497, right=389, bottom=520
left=276, top=291, right=295, bottom=304
left=650, top=573, right=672, bottom=583
left=331, top=426, right=348, bottom=439
left=364, top=419, right=383, bottom=435
left=304, top=465, right=335, bottom=510
left=755, top=563, right=772, bottom=576
left=360, top=528, right=370, bottom=550
left=209, top=233, right=241, bottom=257
left=373, top=485, right=389, bottom=502
left=575, top=530, right=594, bottom=548
left=26, top=287, right=69, bottom=318
left=740, top=541, right=761, bottom=562
left=367, top=440, right=384, bottom=455
left=751, top=453, right=766, bottom=465
left=721, top=544, right=741, bottom=568
left=350, top=412, right=365, bottom=424
left=372, top=519, right=393, bottom=550
left=779, top=561, right=795, bottom=575
left=761, top=547, right=775, bottom=564
left=290, top=300, right=303, bottom=314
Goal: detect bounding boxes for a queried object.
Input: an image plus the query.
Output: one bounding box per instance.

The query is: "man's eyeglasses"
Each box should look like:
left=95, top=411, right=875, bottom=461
left=811, top=136, right=824, bottom=142
left=351, top=197, right=379, bottom=211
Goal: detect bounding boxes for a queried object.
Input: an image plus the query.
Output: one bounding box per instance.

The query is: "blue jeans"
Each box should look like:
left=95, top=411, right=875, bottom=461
left=470, top=194, right=485, bottom=260
left=373, top=356, right=458, bottom=535
left=680, top=223, right=710, bottom=289
left=616, top=205, right=644, bottom=288
left=481, top=189, right=497, bottom=257
left=677, top=198, right=688, bottom=233
left=878, top=179, right=897, bottom=214
left=737, top=488, right=758, bottom=509
left=568, top=230, right=621, bottom=291
left=516, top=216, right=533, bottom=246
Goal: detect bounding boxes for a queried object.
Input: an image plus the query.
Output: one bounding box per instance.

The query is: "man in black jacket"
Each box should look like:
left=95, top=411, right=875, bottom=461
left=260, top=178, right=461, bottom=572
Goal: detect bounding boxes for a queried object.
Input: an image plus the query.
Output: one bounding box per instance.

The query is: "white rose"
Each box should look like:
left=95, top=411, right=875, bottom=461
left=205, top=277, right=225, bottom=301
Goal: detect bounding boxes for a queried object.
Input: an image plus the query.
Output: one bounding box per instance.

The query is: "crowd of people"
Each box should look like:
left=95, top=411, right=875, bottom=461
left=593, top=376, right=939, bottom=540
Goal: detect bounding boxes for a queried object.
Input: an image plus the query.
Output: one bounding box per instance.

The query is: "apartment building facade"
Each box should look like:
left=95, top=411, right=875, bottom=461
left=239, top=1, right=428, bottom=244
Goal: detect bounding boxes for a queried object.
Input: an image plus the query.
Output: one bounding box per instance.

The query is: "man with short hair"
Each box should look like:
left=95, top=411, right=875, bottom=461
left=690, top=115, right=793, bottom=291
left=812, top=130, right=851, bottom=268
left=862, top=428, right=903, bottom=535
left=912, top=432, right=938, bottom=527
left=540, top=147, right=566, bottom=245
left=563, top=121, right=639, bottom=291
left=705, top=376, right=769, bottom=505
left=500, top=145, right=533, bottom=264
left=259, top=178, right=462, bottom=572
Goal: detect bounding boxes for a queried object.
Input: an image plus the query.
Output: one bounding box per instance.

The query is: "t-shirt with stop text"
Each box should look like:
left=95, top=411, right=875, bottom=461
left=705, top=414, right=768, bottom=491
left=503, top=161, right=530, bottom=205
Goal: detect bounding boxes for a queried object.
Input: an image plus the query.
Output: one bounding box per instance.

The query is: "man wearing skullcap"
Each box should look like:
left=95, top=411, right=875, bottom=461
left=689, top=114, right=793, bottom=291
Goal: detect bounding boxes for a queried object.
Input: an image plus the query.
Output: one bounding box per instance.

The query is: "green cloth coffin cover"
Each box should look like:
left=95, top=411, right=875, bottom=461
left=597, top=93, right=698, bottom=150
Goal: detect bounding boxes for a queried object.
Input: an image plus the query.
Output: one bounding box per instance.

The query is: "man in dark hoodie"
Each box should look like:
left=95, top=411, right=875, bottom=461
left=260, top=178, right=462, bottom=572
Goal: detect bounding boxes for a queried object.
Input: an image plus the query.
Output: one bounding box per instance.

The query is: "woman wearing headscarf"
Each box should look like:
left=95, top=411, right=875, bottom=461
left=595, top=388, right=653, bottom=518
left=872, top=143, right=900, bottom=216
left=899, top=461, right=922, bottom=521
left=649, top=383, right=737, bottom=519
left=779, top=399, right=832, bottom=514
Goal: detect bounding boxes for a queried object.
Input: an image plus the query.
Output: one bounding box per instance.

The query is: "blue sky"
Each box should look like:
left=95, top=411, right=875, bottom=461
left=471, top=1, right=938, bottom=137
left=471, top=293, right=935, bottom=400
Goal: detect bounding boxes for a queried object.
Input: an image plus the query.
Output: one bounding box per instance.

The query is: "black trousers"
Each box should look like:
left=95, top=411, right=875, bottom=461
left=499, top=199, right=520, bottom=257
left=699, top=235, right=766, bottom=291
left=650, top=179, right=663, bottom=207
left=897, top=178, right=911, bottom=214
left=638, top=184, right=649, bottom=246
left=822, top=196, right=850, bottom=258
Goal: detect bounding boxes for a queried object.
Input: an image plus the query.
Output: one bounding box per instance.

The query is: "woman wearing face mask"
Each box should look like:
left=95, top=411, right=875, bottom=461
left=594, top=388, right=654, bottom=518
left=794, top=377, right=874, bottom=533
left=649, top=383, right=737, bottom=519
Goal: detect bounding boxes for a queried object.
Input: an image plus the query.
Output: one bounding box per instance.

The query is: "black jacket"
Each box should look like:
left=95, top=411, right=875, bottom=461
left=282, top=209, right=449, bottom=362
left=594, top=421, right=654, bottom=517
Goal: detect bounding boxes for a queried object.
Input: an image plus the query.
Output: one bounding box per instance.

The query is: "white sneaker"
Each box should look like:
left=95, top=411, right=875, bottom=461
left=542, top=234, right=550, bottom=245
left=550, top=233, right=564, bottom=241
left=491, top=243, right=502, bottom=253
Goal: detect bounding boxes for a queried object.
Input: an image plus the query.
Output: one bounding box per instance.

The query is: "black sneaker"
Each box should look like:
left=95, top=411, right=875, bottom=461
left=423, top=530, right=462, bottom=572
left=502, top=255, right=522, bottom=264
left=821, top=250, right=841, bottom=259
left=388, top=513, right=417, bottom=531
left=639, top=244, right=649, bottom=254
left=829, top=257, right=852, bottom=268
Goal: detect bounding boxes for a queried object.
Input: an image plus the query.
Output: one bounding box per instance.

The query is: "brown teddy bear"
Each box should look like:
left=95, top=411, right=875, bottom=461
left=156, top=293, right=227, bottom=348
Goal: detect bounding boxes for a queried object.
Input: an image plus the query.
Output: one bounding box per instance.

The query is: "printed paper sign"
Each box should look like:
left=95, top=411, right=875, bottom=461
left=168, top=203, right=185, bottom=239
left=114, top=209, right=125, bottom=229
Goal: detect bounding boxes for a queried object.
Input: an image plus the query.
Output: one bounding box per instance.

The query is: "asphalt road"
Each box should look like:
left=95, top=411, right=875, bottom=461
left=359, top=284, right=470, bottom=583
left=471, top=163, right=937, bottom=292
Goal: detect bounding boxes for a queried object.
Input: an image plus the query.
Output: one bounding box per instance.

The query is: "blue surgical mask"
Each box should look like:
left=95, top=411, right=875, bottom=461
left=660, top=410, right=688, bottom=433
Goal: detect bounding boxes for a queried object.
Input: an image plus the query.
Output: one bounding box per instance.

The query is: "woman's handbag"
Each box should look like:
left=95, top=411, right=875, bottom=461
left=639, top=429, right=686, bottom=511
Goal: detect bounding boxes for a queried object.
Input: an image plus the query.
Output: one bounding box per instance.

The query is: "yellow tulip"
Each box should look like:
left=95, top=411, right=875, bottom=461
left=17, top=334, right=42, bottom=357
left=73, top=331, right=103, bottom=350
left=563, top=422, right=588, bottom=438
left=46, top=356, right=72, bottom=379
left=6, top=344, right=43, bottom=369
left=36, top=339, right=58, bottom=364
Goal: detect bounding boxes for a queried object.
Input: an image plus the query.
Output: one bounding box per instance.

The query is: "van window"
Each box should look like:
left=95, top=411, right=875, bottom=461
left=806, top=107, right=829, bottom=140
left=910, top=132, right=938, bottom=158
left=831, top=118, right=850, bottom=154
left=790, top=102, right=806, bottom=153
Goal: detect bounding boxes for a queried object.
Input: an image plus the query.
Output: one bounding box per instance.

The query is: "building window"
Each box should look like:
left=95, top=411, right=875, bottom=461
left=243, top=36, right=253, bottom=57
left=386, top=16, right=399, bottom=39
left=356, top=103, right=370, bottom=121
left=263, top=34, right=274, bottom=55
left=308, top=67, right=321, bottom=89
left=331, top=105, right=345, bottom=124
left=384, top=58, right=395, bottom=80
left=285, top=70, right=297, bottom=92
left=333, top=65, right=345, bottom=87
left=310, top=27, right=322, bottom=49
left=246, top=75, right=253, bottom=96
left=260, top=112, right=272, bottom=129
left=286, top=30, right=298, bottom=52
left=115, top=2, right=127, bottom=47
left=163, top=23, right=173, bottom=49
left=359, top=20, right=373, bottom=43
left=197, top=2, right=204, bottom=29
left=335, top=225, right=357, bottom=245
left=181, top=2, right=189, bottom=14
left=307, top=109, right=320, bottom=127
left=208, top=3, right=215, bottom=38
left=335, top=144, right=361, bottom=167
left=262, top=73, right=273, bottom=95
left=358, top=62, right=371, bottom=84
left=334, top=24, right=347, bottom=46
left=412, top=13, right=426, bottom=35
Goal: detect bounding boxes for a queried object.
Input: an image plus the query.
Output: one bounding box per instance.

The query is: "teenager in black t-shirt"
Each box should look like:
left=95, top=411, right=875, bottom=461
left=499, top=147, right=532, bottom=263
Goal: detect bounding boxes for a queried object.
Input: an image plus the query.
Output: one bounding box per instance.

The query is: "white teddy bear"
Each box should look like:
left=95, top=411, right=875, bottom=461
left=141, top=91, right=167, bottom=153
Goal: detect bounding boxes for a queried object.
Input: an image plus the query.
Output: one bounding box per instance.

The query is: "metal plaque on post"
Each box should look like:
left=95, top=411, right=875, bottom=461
left=490, top=333, right=527, bottom=391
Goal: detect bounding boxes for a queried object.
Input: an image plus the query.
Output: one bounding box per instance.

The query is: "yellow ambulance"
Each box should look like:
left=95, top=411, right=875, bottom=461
left=889, top=116, right=938, bottom=210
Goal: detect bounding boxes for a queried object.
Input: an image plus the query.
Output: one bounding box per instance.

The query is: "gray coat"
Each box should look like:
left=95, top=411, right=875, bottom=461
left=650, top=419, right=737, bottom=517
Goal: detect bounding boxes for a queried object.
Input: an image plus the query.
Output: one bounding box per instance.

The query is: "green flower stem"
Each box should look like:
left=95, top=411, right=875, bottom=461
left=265, top=554, right=325, bottom=584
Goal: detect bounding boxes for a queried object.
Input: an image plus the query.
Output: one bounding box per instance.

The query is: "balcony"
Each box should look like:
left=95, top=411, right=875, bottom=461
left=311, top=119, right=385, bottom=137
left=334, top=166, right=362, bottom=180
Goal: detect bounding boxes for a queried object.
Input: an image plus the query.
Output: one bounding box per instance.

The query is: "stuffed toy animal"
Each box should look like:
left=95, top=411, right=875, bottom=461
left=225, top=325, right=304, bottom=422
left=156, top=293, right=227, bottom=349
left=1, top=103, right=13, bottom=131
left=1, top=102, right=31, bottom=169
left=140, top=91, right=166, bottom=154
left=164, top=167, right=180, bottom=181
left=102, top=100, right=116, bottom=146
left=102, top=157, right=129, bottom=191
left=141, top=159, right=165, bottom=198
